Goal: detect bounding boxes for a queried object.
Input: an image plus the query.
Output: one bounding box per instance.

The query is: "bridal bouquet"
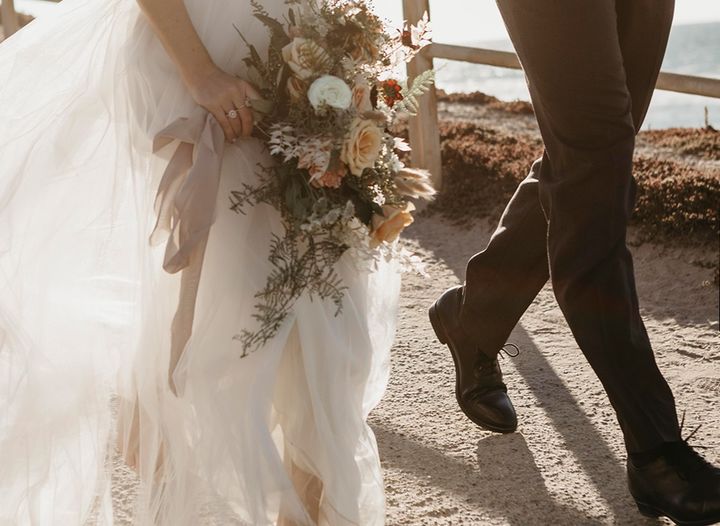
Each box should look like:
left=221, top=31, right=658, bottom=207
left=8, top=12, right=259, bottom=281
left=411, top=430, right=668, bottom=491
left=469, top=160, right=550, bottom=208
left=232, top=0, right=435, bottom=355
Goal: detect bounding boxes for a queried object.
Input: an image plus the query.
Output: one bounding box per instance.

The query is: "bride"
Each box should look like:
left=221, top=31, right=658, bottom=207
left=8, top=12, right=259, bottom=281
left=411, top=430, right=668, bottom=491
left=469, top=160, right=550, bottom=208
left=0, top=0, right=401, bottom=524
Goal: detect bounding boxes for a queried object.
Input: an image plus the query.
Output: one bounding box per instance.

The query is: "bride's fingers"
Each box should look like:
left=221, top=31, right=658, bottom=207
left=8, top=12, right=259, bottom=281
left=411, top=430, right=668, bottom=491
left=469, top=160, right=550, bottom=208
left=233, top=97, right=254, bottom=137
left=233, top=81, right=256, bottom=137
left=224, top=105, right=244, bottom=139
left=210, top=106, right=237, bottom=143
left=240, top=108, right=254, bottom=137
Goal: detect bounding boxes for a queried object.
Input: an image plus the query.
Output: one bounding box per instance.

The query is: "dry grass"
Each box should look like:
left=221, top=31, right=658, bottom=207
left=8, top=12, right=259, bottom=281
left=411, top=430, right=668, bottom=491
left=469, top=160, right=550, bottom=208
left=420, top=120, right=719, bottom=282
left=437, top=89, right=535, bottom=115
left=639, top=128, right=720, bottom=161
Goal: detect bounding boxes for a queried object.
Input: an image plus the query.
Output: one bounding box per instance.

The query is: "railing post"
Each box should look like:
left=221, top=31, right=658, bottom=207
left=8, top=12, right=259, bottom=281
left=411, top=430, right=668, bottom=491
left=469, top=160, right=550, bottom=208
left=402, top=0, right=443, bottom=188
left=1, top=0, right=20, bottom=38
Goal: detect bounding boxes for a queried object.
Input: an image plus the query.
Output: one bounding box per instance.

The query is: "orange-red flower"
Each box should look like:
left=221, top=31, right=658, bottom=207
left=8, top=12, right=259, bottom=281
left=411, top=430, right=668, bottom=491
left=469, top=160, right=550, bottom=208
left=381, top=79, right=404, bottom=108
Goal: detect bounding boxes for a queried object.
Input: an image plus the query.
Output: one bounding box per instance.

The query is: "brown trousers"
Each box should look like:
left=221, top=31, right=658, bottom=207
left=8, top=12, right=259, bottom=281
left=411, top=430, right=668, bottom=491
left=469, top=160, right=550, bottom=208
left=460, top=0, right=681, bottom=453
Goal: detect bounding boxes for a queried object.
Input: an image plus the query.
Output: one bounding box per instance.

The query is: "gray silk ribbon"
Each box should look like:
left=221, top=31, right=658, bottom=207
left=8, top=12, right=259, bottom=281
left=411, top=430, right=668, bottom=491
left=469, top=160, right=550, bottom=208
left=150, top=110, right=226, bottom=393
left=150, top=109, right=226, bottom=274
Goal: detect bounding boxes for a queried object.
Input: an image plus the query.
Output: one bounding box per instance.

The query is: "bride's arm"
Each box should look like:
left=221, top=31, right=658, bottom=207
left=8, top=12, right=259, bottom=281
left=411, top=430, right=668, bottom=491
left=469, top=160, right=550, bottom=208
left=137, top=0, right=257, bottom=141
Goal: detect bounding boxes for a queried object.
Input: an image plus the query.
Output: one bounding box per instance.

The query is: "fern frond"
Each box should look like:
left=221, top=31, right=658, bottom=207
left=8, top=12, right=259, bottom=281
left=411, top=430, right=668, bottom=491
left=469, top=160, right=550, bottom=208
left=394, top=69, right=436, bottom=115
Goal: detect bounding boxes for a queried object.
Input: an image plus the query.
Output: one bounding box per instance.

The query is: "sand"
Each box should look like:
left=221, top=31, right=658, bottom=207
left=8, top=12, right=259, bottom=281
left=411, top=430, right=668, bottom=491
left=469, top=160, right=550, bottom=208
left=373, top=216, right=718, bottom=526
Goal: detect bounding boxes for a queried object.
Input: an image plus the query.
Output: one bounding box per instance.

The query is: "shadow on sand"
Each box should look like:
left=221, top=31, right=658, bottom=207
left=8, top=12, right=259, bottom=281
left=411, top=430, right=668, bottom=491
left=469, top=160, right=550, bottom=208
left=373, top=217, right=666, bottom=525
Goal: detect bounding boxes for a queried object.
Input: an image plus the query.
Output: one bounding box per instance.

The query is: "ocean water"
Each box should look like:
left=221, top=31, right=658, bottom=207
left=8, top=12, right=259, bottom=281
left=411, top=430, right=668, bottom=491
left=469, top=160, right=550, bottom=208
left=435, top=22, right=720, bottom=130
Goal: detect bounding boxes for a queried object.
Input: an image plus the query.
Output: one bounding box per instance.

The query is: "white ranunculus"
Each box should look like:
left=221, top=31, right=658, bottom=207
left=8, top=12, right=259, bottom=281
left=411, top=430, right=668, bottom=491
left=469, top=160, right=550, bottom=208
left=307, top=75, right=353, bottom=111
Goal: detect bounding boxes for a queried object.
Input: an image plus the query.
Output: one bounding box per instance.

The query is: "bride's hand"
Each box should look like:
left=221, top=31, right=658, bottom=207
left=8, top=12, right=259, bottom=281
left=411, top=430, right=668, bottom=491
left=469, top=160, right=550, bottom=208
left=186, top=66, right=261, bottom=143
left=136, top=0, right=259, bottom=142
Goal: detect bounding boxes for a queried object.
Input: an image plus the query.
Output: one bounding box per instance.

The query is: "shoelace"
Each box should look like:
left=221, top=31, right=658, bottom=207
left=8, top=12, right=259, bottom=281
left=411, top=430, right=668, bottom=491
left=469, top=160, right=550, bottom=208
left=679, top=411, right=706, bottom=448
left=467, top=344, right=521, bottom=400
left=667, top=411, right=715, bottom=479
left=472, top=343, right=521, bottom=379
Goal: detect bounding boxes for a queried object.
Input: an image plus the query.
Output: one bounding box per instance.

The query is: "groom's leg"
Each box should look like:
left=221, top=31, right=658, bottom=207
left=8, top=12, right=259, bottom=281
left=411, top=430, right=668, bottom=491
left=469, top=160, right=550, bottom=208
left=460, top=157, right=549, bottom=355
left=487, top=0, right=680, bottom=453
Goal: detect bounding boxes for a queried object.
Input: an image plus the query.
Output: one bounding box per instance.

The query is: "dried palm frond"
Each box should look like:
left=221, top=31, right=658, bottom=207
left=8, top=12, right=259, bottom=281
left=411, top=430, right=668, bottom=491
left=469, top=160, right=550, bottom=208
left=394, top=167, right=437, bottom=199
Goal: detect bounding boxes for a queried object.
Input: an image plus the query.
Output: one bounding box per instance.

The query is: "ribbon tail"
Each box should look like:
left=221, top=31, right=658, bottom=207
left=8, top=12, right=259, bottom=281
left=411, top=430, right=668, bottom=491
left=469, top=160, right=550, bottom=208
left=147, top=111, right=227, bottom=394
left=149, top=142, right=194, bottom=248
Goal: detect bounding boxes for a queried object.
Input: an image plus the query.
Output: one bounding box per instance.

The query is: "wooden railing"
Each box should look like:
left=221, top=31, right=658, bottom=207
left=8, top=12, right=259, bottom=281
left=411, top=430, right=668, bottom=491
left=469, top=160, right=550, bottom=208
left=403, top=0, right=720, bottom=186
left=1, top=0, right=20, bottom=38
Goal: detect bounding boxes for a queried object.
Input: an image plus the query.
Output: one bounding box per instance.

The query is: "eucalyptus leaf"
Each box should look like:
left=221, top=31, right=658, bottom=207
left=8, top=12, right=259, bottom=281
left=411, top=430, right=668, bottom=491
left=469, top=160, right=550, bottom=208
left=246, top=67, right=270, bottom=90
left=249, top=98, right=275, bottom=115
left=249, top=44, right=263, bottom=68
left=254, top=14, right=292, bottom=48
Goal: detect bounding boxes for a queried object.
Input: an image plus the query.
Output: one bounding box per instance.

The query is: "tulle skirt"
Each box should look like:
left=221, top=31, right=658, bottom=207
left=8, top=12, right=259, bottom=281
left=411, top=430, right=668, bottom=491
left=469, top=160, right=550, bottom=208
left=0, top=1, right=401, bottom=524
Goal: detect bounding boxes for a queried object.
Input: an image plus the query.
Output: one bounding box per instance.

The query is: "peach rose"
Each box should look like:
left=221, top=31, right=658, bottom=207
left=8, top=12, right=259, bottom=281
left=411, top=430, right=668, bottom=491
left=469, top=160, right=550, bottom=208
left=352, top=79, right=373, bottom=113
left=281, top=38, right=330, bottom=80
left=370, top=202, right=416, bottom=247
left=341, top=118, right=384, bottom=177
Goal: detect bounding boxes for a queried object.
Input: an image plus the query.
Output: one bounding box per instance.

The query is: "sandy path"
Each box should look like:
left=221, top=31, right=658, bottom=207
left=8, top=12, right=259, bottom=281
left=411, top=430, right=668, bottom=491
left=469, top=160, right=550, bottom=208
left=371, top=213, right=719, bottom=526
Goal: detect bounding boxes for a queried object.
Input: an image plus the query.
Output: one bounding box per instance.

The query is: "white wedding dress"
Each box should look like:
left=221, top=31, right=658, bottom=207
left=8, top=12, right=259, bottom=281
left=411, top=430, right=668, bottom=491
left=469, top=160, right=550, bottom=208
left=0, top=1, right=401, bottom=524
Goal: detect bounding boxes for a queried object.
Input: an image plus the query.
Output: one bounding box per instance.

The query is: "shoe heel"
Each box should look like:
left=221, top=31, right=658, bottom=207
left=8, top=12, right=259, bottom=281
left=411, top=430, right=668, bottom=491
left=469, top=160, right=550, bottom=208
left=428, top=303, right=448, bottom=345
left=635, top=501, right=660, bottom=519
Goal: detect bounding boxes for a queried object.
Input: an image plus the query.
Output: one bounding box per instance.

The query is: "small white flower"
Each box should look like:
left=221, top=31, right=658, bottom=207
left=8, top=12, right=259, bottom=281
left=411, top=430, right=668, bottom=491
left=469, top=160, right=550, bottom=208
left=307, top=75, right=353, bottom=111
left=388, top=152, right=405, bottom=173
left=394, top=137, right=411, bottom=152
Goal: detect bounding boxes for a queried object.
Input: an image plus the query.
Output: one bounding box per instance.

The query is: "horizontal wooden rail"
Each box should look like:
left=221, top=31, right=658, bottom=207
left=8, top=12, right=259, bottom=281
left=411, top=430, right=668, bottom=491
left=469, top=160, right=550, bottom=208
left=656, top=71, right=720, bottom=99
left=427, top=43, right=521, bottom=70
left=425, top=43, right=720, bottom=99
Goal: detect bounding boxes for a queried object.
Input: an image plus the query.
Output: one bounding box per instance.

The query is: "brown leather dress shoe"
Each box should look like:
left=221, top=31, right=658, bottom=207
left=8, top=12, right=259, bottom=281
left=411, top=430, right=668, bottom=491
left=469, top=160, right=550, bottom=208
left=429, top=286, right=518, bottom=433
left=628, top=441, right=720, bottom=526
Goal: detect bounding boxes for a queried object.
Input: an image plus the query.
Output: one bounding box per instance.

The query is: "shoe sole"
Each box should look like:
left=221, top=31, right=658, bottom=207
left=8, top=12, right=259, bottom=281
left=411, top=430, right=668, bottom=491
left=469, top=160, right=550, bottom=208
left=634, top=498, right=720, bottom=526
left=429, top=302, right=516, bottom=435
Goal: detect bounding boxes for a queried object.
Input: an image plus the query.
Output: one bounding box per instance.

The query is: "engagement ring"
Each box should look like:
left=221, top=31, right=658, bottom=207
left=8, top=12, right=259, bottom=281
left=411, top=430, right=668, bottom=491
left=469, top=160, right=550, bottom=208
left=226, top=109, right=239, bottom=119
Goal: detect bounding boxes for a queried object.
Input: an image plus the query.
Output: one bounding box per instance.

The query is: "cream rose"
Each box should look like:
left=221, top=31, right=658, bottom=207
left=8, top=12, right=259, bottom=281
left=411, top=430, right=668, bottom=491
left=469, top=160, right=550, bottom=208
left=370, top=202, right=416, bottom=247
left=341, top=118, right=384, bottom=177
left=307, top=75, right=353, bottom=111
left=281, top=38, right=330, bottom=80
